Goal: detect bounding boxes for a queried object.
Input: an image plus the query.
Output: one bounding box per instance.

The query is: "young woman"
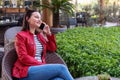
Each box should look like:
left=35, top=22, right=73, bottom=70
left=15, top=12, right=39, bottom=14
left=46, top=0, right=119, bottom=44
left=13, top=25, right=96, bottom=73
left=12, top=9, right=74, bottom=80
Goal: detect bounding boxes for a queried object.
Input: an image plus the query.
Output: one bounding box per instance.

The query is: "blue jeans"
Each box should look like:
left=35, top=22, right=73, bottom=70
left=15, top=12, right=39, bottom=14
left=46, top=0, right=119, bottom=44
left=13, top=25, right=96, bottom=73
left=19, top=64, right=74, bottom=80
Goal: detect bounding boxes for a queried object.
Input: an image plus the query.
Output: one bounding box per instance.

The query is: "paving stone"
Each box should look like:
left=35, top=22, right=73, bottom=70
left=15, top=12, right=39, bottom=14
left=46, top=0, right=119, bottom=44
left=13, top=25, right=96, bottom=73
left=75, top=76, right=120, bottom=80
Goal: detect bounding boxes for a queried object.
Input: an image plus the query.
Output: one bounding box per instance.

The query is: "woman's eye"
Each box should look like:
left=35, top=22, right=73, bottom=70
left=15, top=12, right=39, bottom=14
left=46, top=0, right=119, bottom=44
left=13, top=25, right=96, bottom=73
left=35, top=16, right=41, bottom=20
left=35, top=16, right=39, bottom=18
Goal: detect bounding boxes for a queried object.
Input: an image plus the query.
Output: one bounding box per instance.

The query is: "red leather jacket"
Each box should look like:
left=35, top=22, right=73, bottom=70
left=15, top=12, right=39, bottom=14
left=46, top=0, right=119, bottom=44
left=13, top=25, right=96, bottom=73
left=12, top=30, right=57, bottom=78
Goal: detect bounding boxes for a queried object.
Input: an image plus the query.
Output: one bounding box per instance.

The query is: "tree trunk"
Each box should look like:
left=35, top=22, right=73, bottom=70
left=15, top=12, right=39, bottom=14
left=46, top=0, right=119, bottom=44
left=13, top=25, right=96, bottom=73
left=99, top=0, right=105, bottom=25
left=41, top=0, right=53, bottom=27
left=75, top=0, right=78, bottom=13
left=53, top=12, right=59, bottom=27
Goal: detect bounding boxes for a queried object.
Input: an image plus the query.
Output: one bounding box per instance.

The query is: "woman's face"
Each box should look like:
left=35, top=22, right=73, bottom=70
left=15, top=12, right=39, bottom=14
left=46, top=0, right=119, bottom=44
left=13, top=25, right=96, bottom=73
left=27, top=12, right=42, bottom=28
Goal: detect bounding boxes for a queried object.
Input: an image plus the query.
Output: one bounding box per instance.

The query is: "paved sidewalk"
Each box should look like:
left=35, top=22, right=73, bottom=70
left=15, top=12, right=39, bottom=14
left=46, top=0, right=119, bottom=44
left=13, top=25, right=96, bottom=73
left=75, top=76, right=120, bottom=80
left=104, top=22, right=118, bottom=27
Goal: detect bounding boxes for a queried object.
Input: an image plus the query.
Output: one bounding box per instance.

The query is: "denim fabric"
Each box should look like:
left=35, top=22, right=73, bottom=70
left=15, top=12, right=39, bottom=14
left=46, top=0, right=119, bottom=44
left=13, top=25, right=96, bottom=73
left=19, top=64, right=73, bottom=80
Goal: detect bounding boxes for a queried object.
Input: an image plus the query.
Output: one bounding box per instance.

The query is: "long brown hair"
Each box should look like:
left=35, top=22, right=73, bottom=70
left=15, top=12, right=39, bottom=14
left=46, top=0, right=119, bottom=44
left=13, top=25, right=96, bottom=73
left=22, top=9, right=40, bottom=34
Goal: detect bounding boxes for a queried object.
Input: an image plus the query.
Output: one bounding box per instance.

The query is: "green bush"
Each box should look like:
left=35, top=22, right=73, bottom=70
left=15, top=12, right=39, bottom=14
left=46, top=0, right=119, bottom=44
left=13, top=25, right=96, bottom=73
left=56, top=27, right=120, bottom=78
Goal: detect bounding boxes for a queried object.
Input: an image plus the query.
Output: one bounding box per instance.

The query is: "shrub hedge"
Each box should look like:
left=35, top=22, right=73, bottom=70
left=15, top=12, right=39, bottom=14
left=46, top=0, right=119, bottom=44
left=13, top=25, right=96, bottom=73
left=56, top=27, right=120, bottom=78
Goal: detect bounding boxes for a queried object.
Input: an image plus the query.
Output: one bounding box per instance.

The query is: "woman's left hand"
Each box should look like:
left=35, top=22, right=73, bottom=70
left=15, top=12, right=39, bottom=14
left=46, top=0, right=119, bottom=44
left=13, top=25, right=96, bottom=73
left=43, top=24, right=51, bottom=36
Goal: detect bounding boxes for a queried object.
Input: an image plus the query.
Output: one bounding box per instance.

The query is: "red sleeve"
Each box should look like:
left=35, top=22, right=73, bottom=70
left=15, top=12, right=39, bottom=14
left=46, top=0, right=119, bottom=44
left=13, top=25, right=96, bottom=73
left=46, top=34, right=57, bottom=52
left=15, top=33, right=44, bottom=66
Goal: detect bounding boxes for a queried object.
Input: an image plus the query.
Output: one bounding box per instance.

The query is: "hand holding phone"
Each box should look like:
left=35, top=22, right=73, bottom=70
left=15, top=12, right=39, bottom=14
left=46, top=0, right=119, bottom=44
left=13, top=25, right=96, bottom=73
left=39, top=23, right=45, bottom=30
left=40, top=22, right=51, bottom=35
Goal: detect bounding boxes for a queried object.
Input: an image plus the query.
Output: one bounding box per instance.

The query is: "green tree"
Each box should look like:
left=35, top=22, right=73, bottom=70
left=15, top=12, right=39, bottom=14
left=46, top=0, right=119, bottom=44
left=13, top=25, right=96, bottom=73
left=40, top=0, right=74, bottom=28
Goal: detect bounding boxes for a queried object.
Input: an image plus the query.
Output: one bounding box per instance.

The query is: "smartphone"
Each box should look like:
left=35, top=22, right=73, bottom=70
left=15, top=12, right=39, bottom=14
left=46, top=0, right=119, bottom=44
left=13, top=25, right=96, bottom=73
left=39, top=23, right=45, bottom=30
